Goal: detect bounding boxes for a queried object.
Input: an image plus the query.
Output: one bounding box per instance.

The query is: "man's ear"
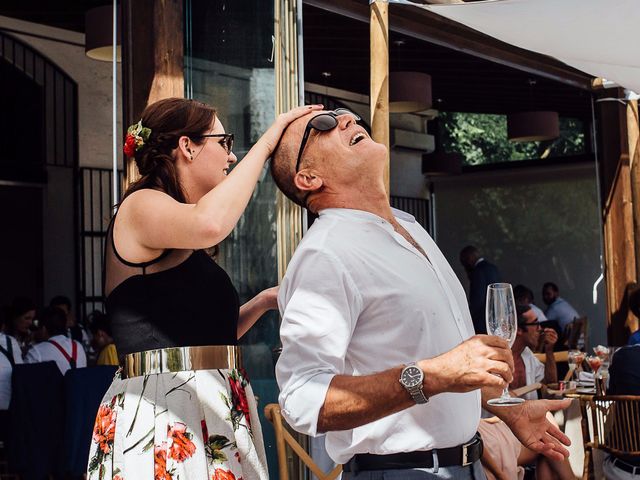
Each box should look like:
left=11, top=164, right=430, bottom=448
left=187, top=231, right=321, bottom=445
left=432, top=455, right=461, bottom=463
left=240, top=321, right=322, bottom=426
left=294, top=170, right=323, bottom=193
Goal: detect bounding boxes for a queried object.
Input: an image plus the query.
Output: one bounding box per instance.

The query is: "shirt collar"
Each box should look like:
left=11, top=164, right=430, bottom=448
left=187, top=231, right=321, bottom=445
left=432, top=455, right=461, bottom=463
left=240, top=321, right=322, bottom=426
left=318, top=207, right=416, bottom=224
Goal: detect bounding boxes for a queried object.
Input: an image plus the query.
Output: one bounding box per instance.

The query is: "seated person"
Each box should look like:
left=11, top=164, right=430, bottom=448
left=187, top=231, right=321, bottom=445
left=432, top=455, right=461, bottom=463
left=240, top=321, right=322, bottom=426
left=88, top=311, right=118, bottom=366
left=514, top=284, right=548, bottom=323
left=627, top=286, right=640, bottom=346
left=0, top=309, right=23, bottom=442
left=5, top=297, right=36, bottom=357
left=479, top=415, right=575, bottom=480
left=602, top=344, right=640, bottom=479
left=542, top=282, right=580, bottom=336
left=50, top=295, right=91, bottom=353
left=26, top=307, right=86, bottom=374
left=511, top=305, right=558, bottom=400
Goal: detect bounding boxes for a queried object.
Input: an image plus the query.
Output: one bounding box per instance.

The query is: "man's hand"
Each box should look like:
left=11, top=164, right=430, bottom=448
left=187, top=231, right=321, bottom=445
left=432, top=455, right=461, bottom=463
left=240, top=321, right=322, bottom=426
left=491, top=398, right=572, bottom=461
left=542, top=328, right=558, bottom=350
left=421, top=335, right=514, bottom=395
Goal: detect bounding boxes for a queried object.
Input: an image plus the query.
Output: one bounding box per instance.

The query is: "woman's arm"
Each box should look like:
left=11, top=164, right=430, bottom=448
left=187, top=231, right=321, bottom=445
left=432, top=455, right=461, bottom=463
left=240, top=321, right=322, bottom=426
left=237, top=286, right=279, bottom=339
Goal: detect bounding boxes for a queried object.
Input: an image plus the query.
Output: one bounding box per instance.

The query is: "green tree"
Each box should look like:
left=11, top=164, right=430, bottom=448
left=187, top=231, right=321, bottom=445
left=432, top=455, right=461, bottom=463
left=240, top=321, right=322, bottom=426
left=439, top=112, right=585, bottom=166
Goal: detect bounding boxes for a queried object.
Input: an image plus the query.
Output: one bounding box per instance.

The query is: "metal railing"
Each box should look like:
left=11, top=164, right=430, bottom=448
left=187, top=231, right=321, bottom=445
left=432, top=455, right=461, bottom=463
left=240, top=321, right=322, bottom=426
left=77, top=167, right=122, bottom=321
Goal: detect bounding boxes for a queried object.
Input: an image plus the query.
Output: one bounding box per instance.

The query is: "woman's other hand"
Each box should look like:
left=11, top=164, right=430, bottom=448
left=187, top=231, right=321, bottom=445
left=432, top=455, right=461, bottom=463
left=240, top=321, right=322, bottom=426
left=259, top=286, right=279, bottom=311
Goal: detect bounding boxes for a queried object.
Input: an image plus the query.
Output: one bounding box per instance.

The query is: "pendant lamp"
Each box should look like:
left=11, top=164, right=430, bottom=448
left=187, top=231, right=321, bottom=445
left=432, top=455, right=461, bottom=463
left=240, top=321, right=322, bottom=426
left=422, top=151, right=462, bottom=176
left=507, top=111, right=560, bottom=142
left=389, top=72, right=432, bottom=114
left=85, top=5, right=121, bottom=62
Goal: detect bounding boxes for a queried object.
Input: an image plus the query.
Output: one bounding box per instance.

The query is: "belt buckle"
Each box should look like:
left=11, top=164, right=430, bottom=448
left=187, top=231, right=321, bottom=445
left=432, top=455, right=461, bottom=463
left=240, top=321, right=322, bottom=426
left=461, top=440, right=474, bottom=467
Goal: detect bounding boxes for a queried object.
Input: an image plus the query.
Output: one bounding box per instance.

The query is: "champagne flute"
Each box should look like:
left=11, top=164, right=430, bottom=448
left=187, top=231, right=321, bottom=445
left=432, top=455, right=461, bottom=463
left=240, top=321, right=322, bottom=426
left=568, top=350, right=580, bottom=381
left=485, top=283, right=525, bottom=406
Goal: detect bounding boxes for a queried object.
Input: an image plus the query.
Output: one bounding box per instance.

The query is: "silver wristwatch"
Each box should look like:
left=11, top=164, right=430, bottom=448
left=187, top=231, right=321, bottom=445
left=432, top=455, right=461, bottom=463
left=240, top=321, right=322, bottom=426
left=399, top=362, right=429, bottom=404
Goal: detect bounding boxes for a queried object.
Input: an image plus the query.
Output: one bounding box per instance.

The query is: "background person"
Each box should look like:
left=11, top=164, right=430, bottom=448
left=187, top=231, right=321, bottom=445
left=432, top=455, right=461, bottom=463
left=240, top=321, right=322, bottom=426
left=510, top=305, right=558, bottom=400
left=5, top=297, right=36, bottom=357
left=26, top=306, right=86, bottom=374
left=0, top=307, right=23, bottom=443
left=88, top=311, right=118, bottom=366
left=542, top=282, right=580, bottom=335
left=460, top=245, right=502, bottom=334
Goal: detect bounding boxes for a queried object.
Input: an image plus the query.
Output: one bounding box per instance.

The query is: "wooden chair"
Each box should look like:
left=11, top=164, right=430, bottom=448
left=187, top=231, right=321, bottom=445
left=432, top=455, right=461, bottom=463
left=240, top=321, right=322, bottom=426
left=512, top=382, right=542, bottom=398
left=532, top=351, right=574, bottom=385
left=264, top=403, right=342, bottom=480
left=582, top=395, right=640, bottom=479
left=567, top=316, right=588, bottom=350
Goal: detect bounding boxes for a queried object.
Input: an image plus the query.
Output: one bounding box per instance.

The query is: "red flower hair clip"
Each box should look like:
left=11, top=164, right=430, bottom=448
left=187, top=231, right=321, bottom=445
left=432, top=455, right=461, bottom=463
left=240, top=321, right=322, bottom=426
left=123, top=120, right=151, bottom=157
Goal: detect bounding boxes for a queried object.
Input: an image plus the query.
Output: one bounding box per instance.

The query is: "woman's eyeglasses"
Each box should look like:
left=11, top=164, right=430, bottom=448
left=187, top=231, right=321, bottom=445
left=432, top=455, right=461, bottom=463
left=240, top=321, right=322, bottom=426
left=295, top=108, right=361, bottom=172
left=193, top=133, right=234, bottom=154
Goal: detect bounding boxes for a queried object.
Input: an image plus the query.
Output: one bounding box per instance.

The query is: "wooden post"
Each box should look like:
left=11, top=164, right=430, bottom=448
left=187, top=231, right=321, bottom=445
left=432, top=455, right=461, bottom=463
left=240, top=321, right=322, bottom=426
left=121, top=0, right=184, bottom=187
left=627, top=100, right=640, bottom=335
left=275, top=0, right=304, bottom=281
left=599, top=91, right=637, bottom=345
left=370, top=0, right=390, bottom=194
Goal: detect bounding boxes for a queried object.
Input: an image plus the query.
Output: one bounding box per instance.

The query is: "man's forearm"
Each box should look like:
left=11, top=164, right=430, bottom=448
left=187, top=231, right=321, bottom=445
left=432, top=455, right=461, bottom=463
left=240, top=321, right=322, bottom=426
left=317, top=357, right=451, bottom=432
left=314, top=335, right=514, bottom=433
left=317, top=366, right=411, bottom=432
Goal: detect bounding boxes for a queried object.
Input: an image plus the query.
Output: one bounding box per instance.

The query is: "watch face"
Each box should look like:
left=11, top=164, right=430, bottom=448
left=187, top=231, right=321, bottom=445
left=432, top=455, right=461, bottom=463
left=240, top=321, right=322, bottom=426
left=401, top=366, right=423, bottom=388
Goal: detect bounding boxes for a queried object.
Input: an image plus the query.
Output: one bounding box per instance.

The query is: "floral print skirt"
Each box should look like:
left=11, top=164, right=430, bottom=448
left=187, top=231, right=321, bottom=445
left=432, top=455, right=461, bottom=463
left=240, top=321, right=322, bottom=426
left=87, top=368, right=268, bottom=480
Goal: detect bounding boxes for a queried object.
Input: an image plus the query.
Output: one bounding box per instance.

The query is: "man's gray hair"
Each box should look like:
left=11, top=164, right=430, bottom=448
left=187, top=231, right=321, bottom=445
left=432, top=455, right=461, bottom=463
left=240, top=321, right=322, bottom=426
left=270, top=139, right=307, bottom=208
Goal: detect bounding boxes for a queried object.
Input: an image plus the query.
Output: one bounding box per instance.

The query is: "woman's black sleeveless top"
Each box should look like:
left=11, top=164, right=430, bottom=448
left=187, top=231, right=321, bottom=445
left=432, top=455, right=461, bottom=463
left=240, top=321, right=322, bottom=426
left=103, top=217, right=239, bottom=356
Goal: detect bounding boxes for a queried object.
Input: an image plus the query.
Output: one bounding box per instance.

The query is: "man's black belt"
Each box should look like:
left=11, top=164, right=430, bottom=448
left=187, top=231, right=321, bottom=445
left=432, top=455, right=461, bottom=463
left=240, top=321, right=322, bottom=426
left=342, top=434, right=483, bottom=473
left=612, top=457, right=640, bottom=475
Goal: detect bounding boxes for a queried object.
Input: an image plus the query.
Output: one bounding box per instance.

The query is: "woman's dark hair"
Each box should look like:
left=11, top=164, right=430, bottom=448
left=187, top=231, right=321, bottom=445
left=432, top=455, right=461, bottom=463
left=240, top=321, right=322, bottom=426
left=9, top=296, right=35, bottom=320
left=123, top=98, right=217, bottom=203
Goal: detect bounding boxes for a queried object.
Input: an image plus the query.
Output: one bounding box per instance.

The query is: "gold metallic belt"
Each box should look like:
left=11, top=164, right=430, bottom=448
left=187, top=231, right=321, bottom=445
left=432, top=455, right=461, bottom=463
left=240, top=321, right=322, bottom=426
left=123, top=345, right=239, bottom=378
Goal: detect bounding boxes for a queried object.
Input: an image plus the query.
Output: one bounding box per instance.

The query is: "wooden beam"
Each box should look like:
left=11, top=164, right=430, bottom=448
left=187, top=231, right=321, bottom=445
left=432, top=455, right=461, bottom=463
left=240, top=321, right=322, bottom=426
left=370, top=0, right=390, bottom=194
left=628, top=100, right=640, bottom=335
left=599, top=91, right=637, bottom=345
left=305, top=0, right=593, bottom=91
left=121, top=0, right=184, bottom=186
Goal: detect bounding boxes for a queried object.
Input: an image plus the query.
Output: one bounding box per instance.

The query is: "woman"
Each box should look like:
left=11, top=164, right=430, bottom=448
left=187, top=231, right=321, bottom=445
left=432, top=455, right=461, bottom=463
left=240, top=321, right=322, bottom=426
left=5, top=297, right=36, bottom=357
left=87, top=98, right=321, bottom=480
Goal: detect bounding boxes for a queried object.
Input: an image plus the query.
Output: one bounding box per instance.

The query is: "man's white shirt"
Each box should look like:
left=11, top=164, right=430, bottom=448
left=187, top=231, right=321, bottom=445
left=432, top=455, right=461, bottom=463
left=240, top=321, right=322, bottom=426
left=276, top=208, right=481, bottom=464
left=26, top=334, right=87, bottom=375
left=529, top=303, right=548, bottom=323
left=520, top=347, right=545, bottom=401
left=0, top=333, right=23, bottom=410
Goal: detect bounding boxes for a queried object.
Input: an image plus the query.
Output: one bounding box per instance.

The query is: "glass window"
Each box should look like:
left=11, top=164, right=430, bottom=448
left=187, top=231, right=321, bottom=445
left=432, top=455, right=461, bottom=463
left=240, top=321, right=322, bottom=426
left=438, top=112, right=586, bottom=166
left=433, top=165, right=606, bottom=347
left=185, top=1, right=280, bottom=474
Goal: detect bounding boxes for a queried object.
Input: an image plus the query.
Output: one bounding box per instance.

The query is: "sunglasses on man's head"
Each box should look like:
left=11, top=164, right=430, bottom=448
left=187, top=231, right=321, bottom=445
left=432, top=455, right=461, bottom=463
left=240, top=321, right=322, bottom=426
left=295, top=108, right=362, bottom=172
left=192, top=133, right=235, bottom=155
